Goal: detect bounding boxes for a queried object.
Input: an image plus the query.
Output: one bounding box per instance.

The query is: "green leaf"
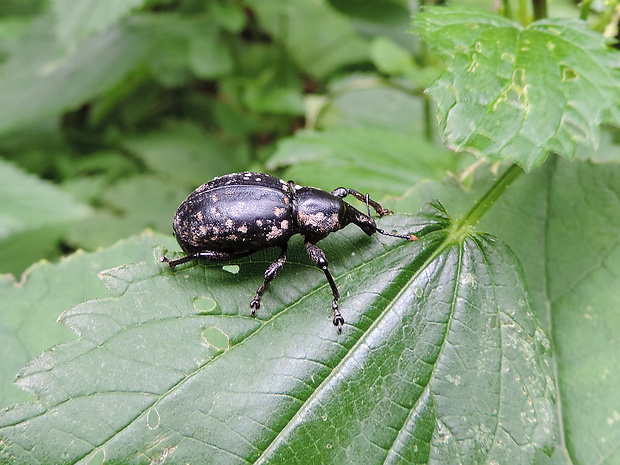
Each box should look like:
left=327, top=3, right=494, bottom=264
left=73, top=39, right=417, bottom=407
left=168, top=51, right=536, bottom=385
left=0, top=160, right=90, bottom=240
left=266, top=127, right=459, bottom=198
left=542, top=159, right=620, bottom=465
left=0, top=18, right=147, bottom=133
left=206, top=1, right=246, bottom=33
left=392, top=157, right=620, bottom=463
left=370, top=36, right=419, bottom=80
left=0, top=159, right=92, bottom=275
left=65, top=175, right=188, bottom=250
left=413, top=7, right=620, bottom=171
left=0, top=203, right=554, bottom=464
left=189, top=28, right=233, bottom=79
left=120, top=120, right=250, bottom=187
left=0, top=231, right=178, bottom=409
left=51, top=0, right=147, bottom=46
left=248, top=0, right=369, bottom=78
left=316, top=75, right=428, bottom=132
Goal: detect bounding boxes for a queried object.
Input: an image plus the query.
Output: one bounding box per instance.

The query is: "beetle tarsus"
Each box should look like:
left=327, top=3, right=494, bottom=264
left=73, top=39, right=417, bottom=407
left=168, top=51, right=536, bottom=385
left=332, top=301, right=344, bottom=333
left=250, top=298, right=260, bottom=316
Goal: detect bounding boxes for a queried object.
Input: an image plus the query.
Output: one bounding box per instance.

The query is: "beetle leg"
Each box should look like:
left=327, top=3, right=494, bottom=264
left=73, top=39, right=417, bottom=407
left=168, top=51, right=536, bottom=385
left=160, top=250, right=243, bottom=268
left=250, top=245, right=288, bottom=316
left=305, top=241, right=344, bottom=333
left=330, top=187, right=392, bottom=217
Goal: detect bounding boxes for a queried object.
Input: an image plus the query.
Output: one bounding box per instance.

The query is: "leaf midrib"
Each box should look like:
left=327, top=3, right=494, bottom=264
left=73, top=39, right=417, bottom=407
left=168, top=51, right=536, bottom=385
left=255, top=228, right=455, bottom=464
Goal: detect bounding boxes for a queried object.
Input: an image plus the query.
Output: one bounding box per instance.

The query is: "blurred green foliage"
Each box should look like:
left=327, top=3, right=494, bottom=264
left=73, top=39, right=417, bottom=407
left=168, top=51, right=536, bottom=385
left=0, top=0, right=451, bottom=277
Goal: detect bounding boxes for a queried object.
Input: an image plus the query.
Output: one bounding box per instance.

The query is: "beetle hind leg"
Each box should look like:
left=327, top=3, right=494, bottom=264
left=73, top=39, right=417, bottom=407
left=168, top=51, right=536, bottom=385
left=160, top=249, right=246, bottom=268
left=250, top=245, right=288, bottom=317
left=305, top=241, right=344, bottom=333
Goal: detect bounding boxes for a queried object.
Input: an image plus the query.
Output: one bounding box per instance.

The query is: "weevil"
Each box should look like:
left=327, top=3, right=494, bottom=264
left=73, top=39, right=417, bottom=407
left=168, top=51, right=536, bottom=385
left=161, top=172, right=416, bottom=332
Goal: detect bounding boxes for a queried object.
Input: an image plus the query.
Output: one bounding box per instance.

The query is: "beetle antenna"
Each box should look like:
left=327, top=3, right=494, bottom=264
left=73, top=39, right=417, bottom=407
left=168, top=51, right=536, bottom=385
left=376, top=228, right=418, bottom=242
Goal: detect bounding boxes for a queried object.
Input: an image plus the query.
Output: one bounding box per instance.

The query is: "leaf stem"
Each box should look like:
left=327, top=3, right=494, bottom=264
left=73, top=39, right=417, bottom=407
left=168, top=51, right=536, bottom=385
left=456, top=164, right=524, bottom=230
left=532, top=0, right=547, bottom=20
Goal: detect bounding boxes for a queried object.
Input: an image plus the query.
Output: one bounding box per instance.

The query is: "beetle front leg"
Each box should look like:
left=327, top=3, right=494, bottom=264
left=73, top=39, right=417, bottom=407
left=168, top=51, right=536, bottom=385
left=330, top=187, right=392, bottom=217
left=305, top=241, right=343, bottom=333
left=250, top=245, right=288, bottom=316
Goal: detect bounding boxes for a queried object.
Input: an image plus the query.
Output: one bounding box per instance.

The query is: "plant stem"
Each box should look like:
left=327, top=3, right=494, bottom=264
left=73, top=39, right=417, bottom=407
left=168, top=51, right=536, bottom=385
left=532, top=0, right=547, bottom=20
left=501, top=0, right=513, bottom=19
left=456, top=164, right=524, bottom=230
left=579, top=0, right=592, bottom=20
left=423, top=96, right=434, bottom=143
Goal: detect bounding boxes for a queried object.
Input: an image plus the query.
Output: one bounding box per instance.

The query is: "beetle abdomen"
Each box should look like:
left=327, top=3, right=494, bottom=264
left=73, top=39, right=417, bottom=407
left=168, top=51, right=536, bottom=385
left=173, top=181, right=294, bottom=254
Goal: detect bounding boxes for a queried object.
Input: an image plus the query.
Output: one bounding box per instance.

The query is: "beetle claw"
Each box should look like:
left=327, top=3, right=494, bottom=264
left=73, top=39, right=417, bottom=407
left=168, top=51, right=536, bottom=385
left=332, top=303, right=344, bottom=333
left=250, top=299, right=260, bottom=316
left=333, top=313, right=344, bottom=333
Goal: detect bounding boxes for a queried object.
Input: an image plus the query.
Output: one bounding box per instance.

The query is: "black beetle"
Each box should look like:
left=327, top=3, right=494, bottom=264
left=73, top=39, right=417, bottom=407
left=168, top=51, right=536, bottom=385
left=161, top=172, right=416, bottom=332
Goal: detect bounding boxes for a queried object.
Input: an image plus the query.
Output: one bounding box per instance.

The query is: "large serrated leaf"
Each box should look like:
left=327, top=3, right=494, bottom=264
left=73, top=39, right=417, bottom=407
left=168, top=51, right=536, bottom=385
left=0, top=231, right=178, bottom=409
left=413, top=6, right=620, bottom=171
left=0, top=203, right=555, bottom=464
left=392, top=157, right=620, bottom=464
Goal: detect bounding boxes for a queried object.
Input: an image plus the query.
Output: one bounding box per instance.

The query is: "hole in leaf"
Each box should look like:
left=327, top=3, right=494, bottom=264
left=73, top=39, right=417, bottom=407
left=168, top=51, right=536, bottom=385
left=504, top=87, right=522, bottom=107
left=222, top=264, right=240, bottom=274
left=203, top=326, right=229, bottom=350
left=500, top=52, right=515, bottom=64
left=147, top=408, right=160, bottom=429
left=562, top=66, right=577, bottom=81
left=194, top=297, right=216, bottom=312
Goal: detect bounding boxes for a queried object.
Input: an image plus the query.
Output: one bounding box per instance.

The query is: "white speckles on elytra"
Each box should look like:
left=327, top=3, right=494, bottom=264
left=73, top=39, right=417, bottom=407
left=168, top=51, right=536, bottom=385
left=266, top=225, right=285, bottom=240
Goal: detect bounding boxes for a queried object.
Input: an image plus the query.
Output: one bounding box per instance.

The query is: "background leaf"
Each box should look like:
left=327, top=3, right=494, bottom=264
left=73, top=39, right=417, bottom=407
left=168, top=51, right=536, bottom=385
left=0, top=159, right=91, bottom=275
left=65, top=175, right=187, bottom=250
left=120, top=120, right=250, bottom=187
left=51, top=0, right=147, bottom=46
left=413, top=7, right=620, bottom=171
left=0, top=204, right=554, bottom=464
left=0, top=18, right=147, bottom=133
left=266, top=127, right=460, bottom=198
left=247, top=0, right=370, bottom=79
